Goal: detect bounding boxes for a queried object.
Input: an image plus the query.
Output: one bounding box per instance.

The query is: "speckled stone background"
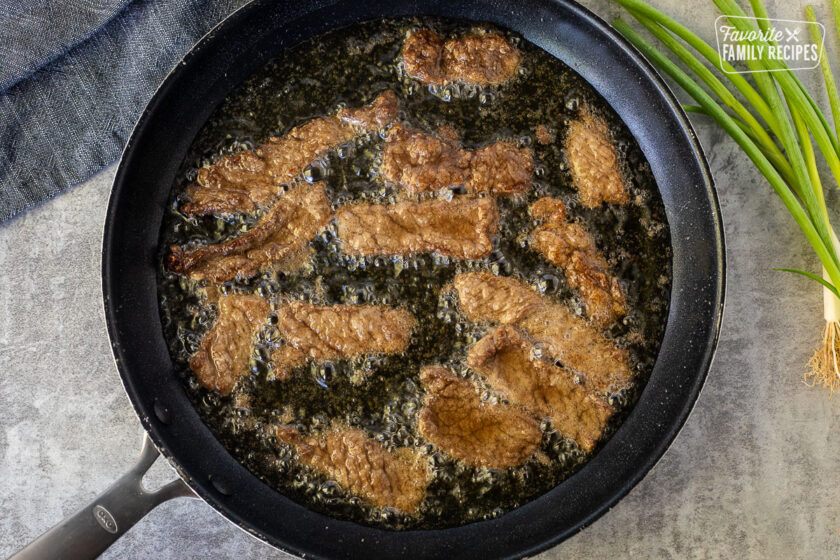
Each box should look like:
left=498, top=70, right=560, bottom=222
left=3, top=0, right=840, bottom=558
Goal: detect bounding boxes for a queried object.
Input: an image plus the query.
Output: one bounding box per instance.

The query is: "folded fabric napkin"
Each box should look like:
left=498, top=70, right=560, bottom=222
left=0, top=0, right=249, bottom=223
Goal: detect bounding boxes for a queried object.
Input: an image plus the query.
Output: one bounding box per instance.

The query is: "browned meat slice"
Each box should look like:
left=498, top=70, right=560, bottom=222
left=529, top=197, right=627, bottom=328
left=276, top=424, right=429, bottom=513
left=335, top=197, right=499, bottom=259
left=516, top=306, right=632, bottom=394
left=190, top=294, right=270, bottom=395
left=452, top=270, right=544, bottom=324
left=402, top=29, right=521, bottom=86
left=468, top=325, right=612, bottom=451
left=273, top=302, right=416, bottom=378
left=453, top=272, right=632, bottom=394
left=168, top=183, right=332, bottom=283
left=564, top=107, right=629, bottom=208
left=380, top=125, right=533, bottom=196
left=181, top=91, right=399, bottom=216
left=417, top=366, right=541, bottom=469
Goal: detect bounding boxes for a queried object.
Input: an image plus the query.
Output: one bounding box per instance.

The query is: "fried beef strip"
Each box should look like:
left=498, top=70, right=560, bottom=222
left=181, top=91, right=399, bottom=216
left=168, top=183, right=332, bottom=283
left=272, top=302, right=416, bottom=378
left=402, top=29, right=521, bottom=86
left=452, top=271, right=545, bottom=325
left=516, top=306, right=632, bottom=394
left=417, top=366, right=541, bottom=469
left=453, top=272, right=632, bottom=394
left=468, top=325, right=612, bottom=451
left=380, top=125, right=533, bottom=195
left=529, top=197, right=627, bottom=328
left=335, top=196, right=499, bottom=259
left=564, top=107, right=629, bottom=208
left=190, top=294, right=270, bottom=395
left=276, top=424, right=429, bottom=513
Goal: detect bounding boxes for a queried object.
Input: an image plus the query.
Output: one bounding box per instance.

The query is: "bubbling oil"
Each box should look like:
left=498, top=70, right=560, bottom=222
left=157, top=17, right=671, bottom=530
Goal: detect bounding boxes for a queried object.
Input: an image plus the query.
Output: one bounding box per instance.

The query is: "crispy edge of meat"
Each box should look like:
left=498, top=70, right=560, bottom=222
left=189, top=294, right=270, bottom=395
left=417, top=365, right=542, bottom=469
left=380, top=125, right=532, bottom=196
left=335, top=196, right=500, bottom=259
left=168, top=182, right=332, bottom=283
left=467, top=325, right=613, bottom=452
left=529, top=197, right=627, bottom=328
left=452, top=271, right=633, bottom=394
left=276, top=423, right=429, bottom=513
left=563, top=106, right=629, bottom=208
left=181, top=91, right=399, bottom=217
left=337, top=89, right=401, bottom=130
left=272, top=302, right=417, bottom=379
left=271, top=344, right=308, bottom=381
left=402, top=29, right=522, bottom=86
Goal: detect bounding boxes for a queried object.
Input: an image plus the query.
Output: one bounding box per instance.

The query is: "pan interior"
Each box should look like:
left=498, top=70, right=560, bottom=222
left=157, top=17, right=671, bottom=530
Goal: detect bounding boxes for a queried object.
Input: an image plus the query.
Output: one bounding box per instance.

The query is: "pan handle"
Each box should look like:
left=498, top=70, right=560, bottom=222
left=11, top=433, right=196, bottom=560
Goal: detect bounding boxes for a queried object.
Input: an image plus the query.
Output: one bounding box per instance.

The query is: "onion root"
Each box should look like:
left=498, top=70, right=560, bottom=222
left=806, top=321, right=840, bottom=395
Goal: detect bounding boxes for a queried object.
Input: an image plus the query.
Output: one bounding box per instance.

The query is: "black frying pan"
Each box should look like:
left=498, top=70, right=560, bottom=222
left=12, top=0, right=724, bottom=558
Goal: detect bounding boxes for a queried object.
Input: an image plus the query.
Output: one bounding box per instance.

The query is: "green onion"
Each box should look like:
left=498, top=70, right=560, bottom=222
left=611, top=0, right=840, bottom=393
left=626, top=7, right=792, bottom=183
left=834, top=0, right=840, bottom=38
left=806, top=5, right=840, bottom=138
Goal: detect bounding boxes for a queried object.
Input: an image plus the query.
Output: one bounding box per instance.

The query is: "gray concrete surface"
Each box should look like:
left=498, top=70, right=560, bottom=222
left=3, top=0, right=840, bottom=557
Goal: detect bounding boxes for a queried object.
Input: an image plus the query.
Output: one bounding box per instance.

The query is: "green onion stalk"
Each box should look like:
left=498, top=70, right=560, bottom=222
left=610, top=0, right=840, bottom=393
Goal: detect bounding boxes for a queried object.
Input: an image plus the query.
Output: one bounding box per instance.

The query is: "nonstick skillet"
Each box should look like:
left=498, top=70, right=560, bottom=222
left=12, top=0, right=724, bottom=558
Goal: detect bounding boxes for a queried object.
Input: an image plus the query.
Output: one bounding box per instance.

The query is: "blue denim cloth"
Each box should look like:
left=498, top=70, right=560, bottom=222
left=0, top=0, right=249, bottom=223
